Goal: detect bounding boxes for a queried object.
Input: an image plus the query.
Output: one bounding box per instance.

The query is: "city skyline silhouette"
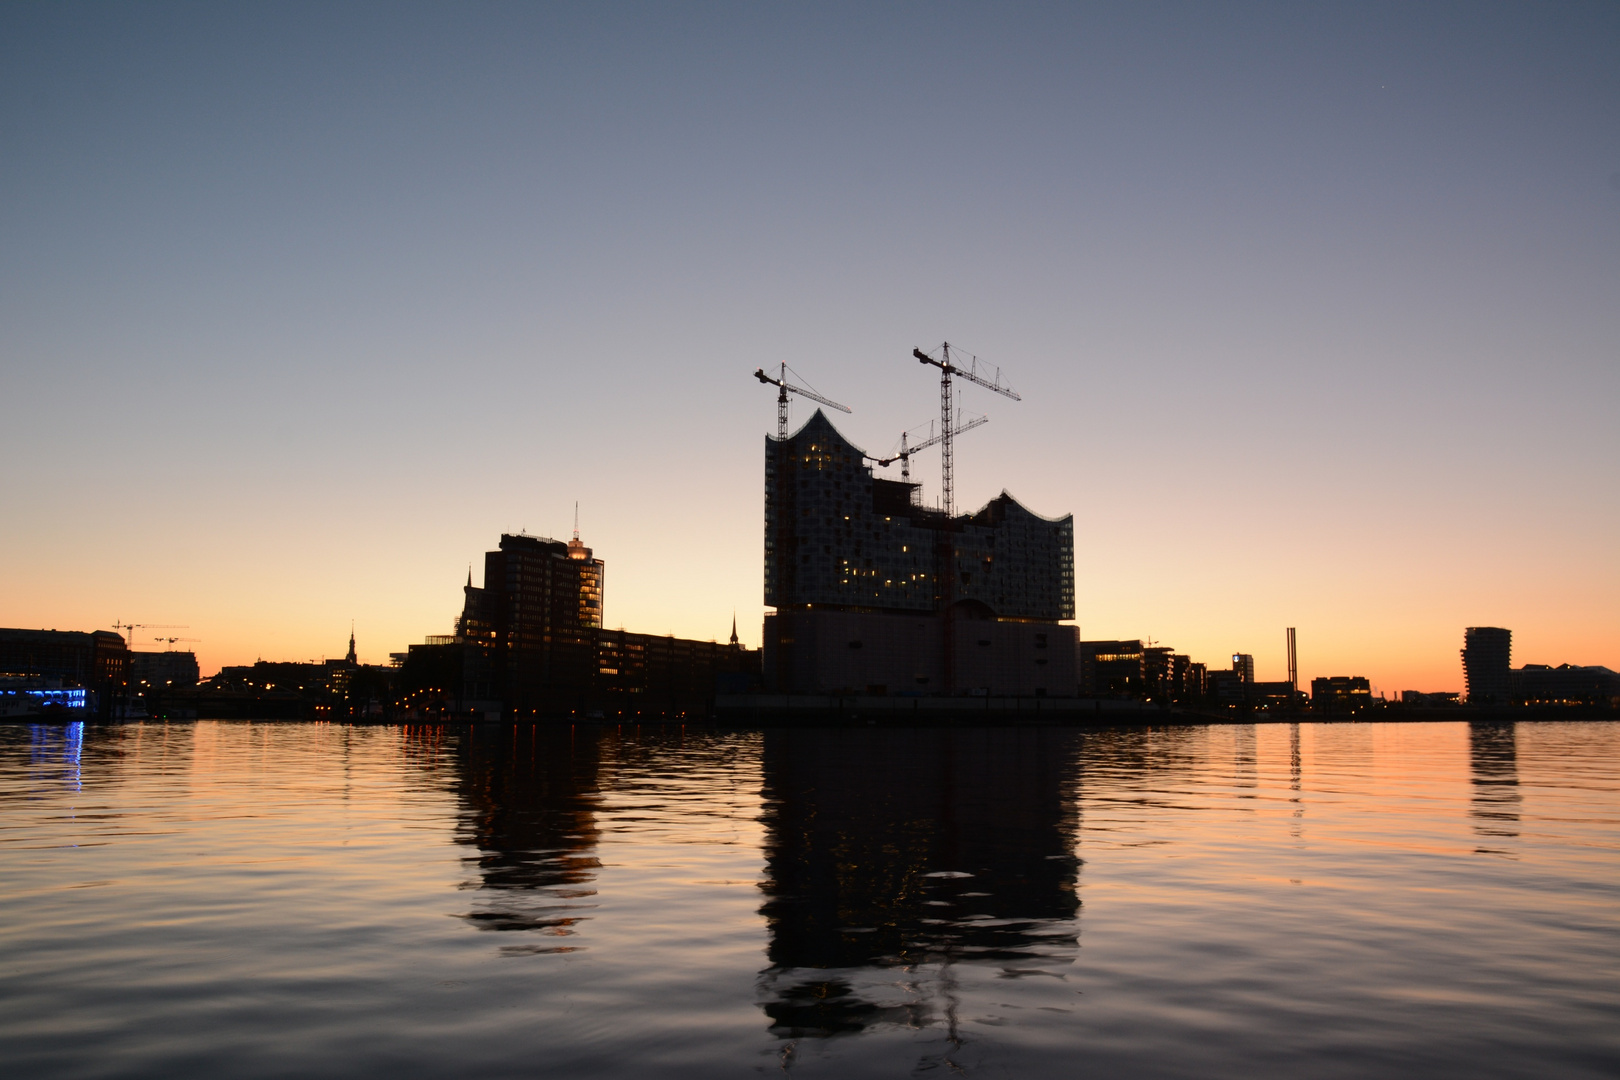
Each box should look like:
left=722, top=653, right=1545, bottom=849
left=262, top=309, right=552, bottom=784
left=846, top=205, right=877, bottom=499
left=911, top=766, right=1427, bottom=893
left=2, top=3, right=1616, bottom=692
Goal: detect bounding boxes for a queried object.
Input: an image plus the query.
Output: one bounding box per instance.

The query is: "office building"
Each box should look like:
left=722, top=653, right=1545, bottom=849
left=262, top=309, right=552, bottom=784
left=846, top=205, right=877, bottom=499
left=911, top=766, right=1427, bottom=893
left=1184, top=659, right=1207, bottom=701
left=1247, top=681, right=1298, bottom=710
left=764, top=410, right=1076, bottom=696
left=0, top=628, right=129, bottom=715
left=130, top=650, right=200, bottom=712
left=1207, top=669, right=1245, bottom=707
left=407, top=531, right=756, bottom=719
left=1079, top=640, right=1144, bottom=697
left=1511, top=664, right=1620, bottom=706
left=1462, top=627, right=1512, bottom=705
left=1312, top=675, right=1372, bottom=713
left=1401, top=690, right=1460, bottom=706
left=1143, top=646, right=1175, bottom=699
left=130, top=650, right=199, bottom=690
left=458, top=532, right=606, bottom=715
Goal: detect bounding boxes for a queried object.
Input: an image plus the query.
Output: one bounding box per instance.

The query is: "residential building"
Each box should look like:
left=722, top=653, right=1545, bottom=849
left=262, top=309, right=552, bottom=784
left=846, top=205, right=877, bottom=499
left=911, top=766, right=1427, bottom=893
left=1462, top=627, right=1512, bottom=704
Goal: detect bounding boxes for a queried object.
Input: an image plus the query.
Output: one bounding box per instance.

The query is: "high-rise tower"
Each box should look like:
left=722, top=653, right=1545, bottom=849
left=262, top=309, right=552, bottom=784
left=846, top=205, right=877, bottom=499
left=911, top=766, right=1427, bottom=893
left=1462, top=627, right=1512, bottom=705
left=460, top=533, right=606, bottom=714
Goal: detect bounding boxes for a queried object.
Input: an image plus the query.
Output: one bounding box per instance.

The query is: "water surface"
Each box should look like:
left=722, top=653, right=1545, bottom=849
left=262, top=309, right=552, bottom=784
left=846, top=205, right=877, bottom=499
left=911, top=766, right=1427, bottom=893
left=2, top=721, right=1616, bottom=1077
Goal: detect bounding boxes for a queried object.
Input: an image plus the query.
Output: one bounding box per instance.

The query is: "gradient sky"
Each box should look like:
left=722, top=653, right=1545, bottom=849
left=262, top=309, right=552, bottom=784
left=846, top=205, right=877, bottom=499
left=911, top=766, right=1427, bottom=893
left=2, top=2, right=1616, bottom=692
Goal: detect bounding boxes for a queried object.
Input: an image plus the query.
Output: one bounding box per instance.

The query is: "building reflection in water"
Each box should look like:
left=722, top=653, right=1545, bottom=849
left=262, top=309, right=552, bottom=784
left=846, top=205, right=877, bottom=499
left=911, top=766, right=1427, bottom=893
left=452, top=725, right=603, bottom=953
left=757, top=728, right=1081, bottom=1039
left=1468, top=721, right=1520, bottom=842
left=25, top=722, right=85, bottom=792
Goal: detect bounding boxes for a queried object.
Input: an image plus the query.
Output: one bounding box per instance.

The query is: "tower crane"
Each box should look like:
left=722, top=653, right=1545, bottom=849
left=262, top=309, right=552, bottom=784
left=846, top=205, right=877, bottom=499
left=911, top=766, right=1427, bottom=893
left=113, top=621, right=187, bottom=645
left=912, top=343, right=1020, bottom=518
left=871, top=412, right=989, bottom=483
left=754, top=364, right=850, bottom=611
left=753, top=363, right=851, bottom=441
left=154, top=637, right=201, bottom=649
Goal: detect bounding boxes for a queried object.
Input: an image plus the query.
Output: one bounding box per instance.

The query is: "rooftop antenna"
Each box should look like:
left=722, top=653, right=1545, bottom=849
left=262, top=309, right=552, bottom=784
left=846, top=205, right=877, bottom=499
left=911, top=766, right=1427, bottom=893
left=912, top=343, right=1020, bottom=518
left=573, top=500, right=579, bottom=541
left=753, top=363, right=851, bottom=441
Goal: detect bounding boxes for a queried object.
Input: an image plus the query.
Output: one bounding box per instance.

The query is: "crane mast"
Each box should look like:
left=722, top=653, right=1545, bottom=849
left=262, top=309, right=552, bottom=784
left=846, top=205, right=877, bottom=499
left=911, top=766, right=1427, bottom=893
left=871, top=412, right=989, bottom=483
left=909, top=344, right=1021, bottom=696
left=752, top=365, right=850, bottom=615
left=912, top=343, right=1019, bottom=517
left=113, top=621, right=186, bottom=643
left=753, top=364, right=851, bottom=441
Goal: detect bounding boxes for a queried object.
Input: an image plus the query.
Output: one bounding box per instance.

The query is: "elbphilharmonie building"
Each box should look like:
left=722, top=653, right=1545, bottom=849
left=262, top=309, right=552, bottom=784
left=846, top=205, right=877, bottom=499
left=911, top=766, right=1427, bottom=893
left=763, top=410, right=1077, bottom=696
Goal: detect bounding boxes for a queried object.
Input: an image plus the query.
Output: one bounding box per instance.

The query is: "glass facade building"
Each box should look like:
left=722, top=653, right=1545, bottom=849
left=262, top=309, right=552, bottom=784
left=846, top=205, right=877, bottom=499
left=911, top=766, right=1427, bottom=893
left=764, top=411, right=1077, bottom=696
left=766, top=410, right=1074, bottom=621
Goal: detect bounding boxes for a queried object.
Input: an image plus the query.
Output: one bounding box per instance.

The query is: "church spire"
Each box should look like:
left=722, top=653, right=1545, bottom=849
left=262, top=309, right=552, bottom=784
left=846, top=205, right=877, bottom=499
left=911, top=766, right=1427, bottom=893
left=729, top=612, right=739, bottom=647
left=346, top=623, right=357, bottom=665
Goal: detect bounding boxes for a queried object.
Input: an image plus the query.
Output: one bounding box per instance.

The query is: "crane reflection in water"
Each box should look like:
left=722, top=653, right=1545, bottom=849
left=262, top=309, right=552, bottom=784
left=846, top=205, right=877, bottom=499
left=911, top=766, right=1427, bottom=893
left=755, top=727, right=1082, bottom=1042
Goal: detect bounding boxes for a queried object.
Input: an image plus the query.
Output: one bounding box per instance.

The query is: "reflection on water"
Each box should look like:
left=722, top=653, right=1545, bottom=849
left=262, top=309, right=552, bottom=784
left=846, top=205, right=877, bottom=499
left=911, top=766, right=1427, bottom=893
left=757, top=729, right=1080, bottom=1039
left=24, top=721, right=83, bottom=792
left=1, top=720, right=1618, bottom=1080
left=1469, top=721, right=1521, bottom=840
left=1232, top=723, right=1257, bottom=790
left=454, top=726, right=602, bottom=948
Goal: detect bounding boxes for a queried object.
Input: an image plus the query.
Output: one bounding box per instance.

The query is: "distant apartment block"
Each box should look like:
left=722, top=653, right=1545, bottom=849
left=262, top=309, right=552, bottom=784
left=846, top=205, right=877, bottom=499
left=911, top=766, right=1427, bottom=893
left=1462, top=627, right=1512, bottom=704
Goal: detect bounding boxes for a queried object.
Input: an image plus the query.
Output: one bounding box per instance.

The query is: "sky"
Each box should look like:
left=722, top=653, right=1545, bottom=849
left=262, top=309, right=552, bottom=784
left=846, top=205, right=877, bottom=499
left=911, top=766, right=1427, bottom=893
left=2, top=1, right=1616, bottom=692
